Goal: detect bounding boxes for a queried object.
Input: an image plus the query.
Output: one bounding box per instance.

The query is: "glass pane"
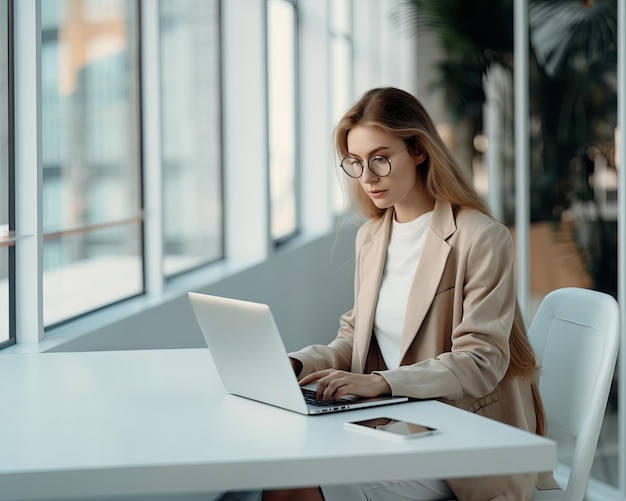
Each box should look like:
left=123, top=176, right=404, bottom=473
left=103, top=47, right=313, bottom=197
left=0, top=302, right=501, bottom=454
left=41, top=0, right=143, bottom=326
left=160, top=0, right=222, bottom=277
left=527, top=1, right=618, bottom=486
left=43, top=224, right=142, bottom=326
left=268, top=0, right=297, bottom=241
left=0, top=0, right=10, bottom=345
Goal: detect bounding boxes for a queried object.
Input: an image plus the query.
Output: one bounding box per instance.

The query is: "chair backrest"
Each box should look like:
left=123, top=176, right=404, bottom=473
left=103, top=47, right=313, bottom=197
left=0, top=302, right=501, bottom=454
left=528, top=287, right=620, bottom=501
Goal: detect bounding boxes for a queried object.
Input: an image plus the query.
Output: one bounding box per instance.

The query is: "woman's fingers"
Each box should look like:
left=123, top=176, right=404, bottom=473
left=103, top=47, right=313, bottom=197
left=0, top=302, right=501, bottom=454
left=299, top=369, right=340, bottom=400
left=298, top=369, right=332, bottom=386
left=300, top=370, right=390, bottom=400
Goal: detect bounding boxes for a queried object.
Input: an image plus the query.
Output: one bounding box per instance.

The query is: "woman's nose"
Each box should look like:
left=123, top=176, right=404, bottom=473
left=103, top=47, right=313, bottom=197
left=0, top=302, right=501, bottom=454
left=361, top=164, right=379, bottom=183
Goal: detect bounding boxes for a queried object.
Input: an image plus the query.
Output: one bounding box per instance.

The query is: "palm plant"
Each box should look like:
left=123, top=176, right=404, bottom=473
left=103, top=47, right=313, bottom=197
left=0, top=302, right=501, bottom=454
left=392, top=0, right=618, bottom=294
left=392, top=0, right=617, bottom=222
left=530, top=0, right=618, bottom=212
left=391, top=0, right=514, bottom=123
left=530, top=0, right=618, bottom=297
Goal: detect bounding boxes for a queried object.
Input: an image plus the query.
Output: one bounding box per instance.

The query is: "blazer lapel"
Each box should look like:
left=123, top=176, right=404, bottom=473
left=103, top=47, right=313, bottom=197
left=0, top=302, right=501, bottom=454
left=399, top=200, right=456, bottom=361
left=353, top=210, right=393, bottom=373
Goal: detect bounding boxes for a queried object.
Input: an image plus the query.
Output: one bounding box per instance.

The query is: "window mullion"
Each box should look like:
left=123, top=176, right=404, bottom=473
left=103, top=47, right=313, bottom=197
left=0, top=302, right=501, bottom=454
left=616, top=1, right=626, bottom=494
left=299, top=0, right=331, bottom=234
left=222, top=0, right=268, bottom=265
left=14, top=0, right=43, bottom=344
left=140, top=0, right=164, bottom=296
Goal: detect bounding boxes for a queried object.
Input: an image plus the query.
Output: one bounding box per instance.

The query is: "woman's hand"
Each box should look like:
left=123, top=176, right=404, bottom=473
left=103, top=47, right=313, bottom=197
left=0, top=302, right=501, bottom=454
left=299, top=369, right=392, bottom=401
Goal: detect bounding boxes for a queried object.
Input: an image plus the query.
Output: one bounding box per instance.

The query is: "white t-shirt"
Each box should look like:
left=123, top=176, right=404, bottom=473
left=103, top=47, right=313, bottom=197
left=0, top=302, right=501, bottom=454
left=374, top=211, right=433, bottom=369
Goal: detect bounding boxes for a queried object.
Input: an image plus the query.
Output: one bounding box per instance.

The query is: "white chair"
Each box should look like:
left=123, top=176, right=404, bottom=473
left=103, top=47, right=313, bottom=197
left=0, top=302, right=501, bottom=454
left=529, top=287, right=620, bottom=501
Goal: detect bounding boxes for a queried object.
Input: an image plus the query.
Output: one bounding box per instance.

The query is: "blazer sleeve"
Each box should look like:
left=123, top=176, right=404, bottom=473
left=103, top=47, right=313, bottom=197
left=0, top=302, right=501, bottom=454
left=376, top=221, right=516, bottom=400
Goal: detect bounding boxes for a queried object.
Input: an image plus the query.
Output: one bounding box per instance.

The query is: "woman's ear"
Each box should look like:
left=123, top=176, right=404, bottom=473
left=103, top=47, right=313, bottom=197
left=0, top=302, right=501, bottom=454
left=414, top=148, right=427, bottom=166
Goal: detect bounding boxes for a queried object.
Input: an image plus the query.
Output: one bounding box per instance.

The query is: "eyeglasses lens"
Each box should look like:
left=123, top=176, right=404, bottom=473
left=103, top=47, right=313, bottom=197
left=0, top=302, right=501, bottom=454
left=369, top=156, right=392, bottom=176
left=340, top=156, right=392, bottom=178
left=340, top=157, right=363, bottom=178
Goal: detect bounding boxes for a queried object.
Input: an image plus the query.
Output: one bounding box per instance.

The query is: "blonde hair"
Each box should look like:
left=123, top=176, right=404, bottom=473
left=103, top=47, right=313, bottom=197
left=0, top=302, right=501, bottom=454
left=335, top=87, right=546, bottom=435
left=335, top=87, right=489, bottom=219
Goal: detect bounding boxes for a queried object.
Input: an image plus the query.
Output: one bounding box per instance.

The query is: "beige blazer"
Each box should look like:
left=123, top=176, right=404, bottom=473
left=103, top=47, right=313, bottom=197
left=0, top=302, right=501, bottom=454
left=291, top=200, right=554, bottom=500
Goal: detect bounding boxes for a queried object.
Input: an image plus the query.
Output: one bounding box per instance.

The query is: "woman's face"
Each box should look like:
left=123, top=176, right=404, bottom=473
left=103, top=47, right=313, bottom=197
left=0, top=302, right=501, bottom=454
left=346, top=125, right=428, bottom=222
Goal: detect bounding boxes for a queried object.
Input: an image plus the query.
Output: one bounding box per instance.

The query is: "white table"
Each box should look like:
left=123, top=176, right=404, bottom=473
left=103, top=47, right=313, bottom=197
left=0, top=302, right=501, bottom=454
left=0, top=348, right=556, bottom=500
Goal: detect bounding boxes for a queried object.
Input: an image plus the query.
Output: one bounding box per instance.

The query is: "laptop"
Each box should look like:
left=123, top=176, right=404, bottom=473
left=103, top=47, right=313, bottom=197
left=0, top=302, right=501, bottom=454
left=188, top=292, right=409, bottom=415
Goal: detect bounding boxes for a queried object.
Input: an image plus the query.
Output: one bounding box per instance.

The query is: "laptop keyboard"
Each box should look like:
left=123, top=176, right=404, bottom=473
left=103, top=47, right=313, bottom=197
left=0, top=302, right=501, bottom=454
left=301, top=388, right=352, bottom=407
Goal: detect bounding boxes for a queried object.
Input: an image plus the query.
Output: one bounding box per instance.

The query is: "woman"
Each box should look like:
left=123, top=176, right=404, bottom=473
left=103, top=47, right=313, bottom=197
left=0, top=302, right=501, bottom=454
left=261, top=88, right=552, bottom=501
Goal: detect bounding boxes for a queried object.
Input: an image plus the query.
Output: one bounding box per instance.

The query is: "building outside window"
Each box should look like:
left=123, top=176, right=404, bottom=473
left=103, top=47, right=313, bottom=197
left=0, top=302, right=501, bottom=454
left=267, top=0, right=298, bottom=242
left=41, top=0, right=143, bottom=326
left=159, top=0, right=223, bottom=277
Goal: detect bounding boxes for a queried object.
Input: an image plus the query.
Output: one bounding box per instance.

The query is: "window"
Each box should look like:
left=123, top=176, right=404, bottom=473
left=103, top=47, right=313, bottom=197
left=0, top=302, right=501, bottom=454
left=525, top=2, right=619, bottom=486
left=159, top=0, right=223, bottom=277
left=0, top=0, right=13, bottom=347
left=41, top=0, right=143, bottom=326
left=267, top=0, right=297, bottom=241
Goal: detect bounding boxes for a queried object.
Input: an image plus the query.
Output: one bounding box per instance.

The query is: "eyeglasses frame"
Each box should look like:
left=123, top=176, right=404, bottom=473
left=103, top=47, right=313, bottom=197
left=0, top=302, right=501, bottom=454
left=340, top=147, right=410, bottom=178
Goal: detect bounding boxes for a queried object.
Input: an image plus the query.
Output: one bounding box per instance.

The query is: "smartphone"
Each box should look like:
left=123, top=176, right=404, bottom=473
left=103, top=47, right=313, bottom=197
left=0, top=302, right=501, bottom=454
left=344, top=417, right=438, bottom=440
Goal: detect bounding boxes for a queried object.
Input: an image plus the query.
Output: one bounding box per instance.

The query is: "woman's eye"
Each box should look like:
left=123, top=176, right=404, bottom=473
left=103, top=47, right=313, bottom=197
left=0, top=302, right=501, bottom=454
left=371, top=156, right=388, bottom=165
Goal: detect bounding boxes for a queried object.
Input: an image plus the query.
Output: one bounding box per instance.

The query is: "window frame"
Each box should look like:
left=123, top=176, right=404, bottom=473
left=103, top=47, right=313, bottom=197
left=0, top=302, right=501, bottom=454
left=0, top=0, right=16, bottom=349
left=7, top=0, right=15, bottom=347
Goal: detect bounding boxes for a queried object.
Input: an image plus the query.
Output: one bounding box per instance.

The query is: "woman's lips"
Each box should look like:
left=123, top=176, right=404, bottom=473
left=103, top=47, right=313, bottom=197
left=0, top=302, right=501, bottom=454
left=369, top=189, right=387, bottom=199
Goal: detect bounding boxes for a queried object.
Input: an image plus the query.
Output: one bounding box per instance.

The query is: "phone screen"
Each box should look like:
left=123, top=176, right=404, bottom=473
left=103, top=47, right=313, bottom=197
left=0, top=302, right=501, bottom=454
left=345, top=417, right=437, bottom=439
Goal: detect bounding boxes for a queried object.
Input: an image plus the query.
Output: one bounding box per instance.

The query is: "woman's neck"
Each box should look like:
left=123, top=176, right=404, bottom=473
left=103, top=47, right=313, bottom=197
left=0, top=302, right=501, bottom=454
left=393, top=196, right=435, bottom=223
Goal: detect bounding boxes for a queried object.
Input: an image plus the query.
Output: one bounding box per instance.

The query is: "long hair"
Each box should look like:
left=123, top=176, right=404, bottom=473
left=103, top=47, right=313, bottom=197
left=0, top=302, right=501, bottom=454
left=335, top=87, right=546, bottom=435
left=335, top=87, right=489, bottom=219
left=511, top=303, right=546, bottom=436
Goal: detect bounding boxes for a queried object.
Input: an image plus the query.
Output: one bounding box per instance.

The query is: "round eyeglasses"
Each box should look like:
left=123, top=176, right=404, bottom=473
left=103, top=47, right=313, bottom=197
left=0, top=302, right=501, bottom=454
left=340, top=147, right=409, bottom=178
